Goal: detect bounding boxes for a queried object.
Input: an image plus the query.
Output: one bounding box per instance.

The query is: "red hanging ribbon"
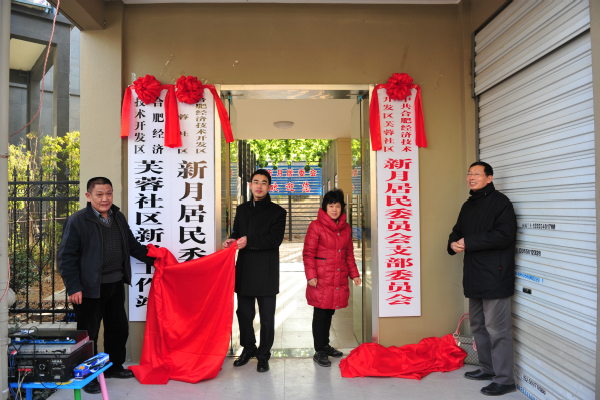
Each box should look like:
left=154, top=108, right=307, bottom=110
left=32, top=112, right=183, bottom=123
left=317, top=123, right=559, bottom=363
left=121, top=75, right=234, bottom=147
left=203, top=85, right=234, bottom=144
left=164, top=85, right=182, bottom=148
left=369, top=73, right=427, bottom=151
left=120, top=86, right=132, bottom=139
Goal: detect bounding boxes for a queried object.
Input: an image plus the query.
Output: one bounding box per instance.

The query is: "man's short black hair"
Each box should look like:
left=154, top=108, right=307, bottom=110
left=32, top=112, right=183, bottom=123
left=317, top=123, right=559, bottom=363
left=321, top=189, right=346, bottom=212
left=469, top=161, right=493, bottom=177
left=251, top=169, right=271, bottom=185
left=87, top=177, right=113, bottom=193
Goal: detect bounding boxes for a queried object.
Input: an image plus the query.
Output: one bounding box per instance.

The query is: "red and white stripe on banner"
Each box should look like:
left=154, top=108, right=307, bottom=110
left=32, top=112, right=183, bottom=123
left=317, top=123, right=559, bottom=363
left=376, top=87, right=421, bottom=317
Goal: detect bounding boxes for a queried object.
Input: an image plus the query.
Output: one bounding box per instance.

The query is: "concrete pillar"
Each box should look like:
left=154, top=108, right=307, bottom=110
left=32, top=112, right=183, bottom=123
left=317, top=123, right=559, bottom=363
left=53, top=42, right=70, bottom=138
left=80, top=1, right=127, bottom=358
left=1, top=1, right=12, bottom=399
left=27, top=45, right=52, bottom=144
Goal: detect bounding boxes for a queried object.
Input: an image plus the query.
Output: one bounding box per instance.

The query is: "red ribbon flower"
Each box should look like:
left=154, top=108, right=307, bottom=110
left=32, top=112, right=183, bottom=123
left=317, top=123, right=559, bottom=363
left=175, top=76, right=205, bottom=104
left=133, top=75, right=163, bottom=105
left=385, top=73, right=414, bottom=102
left=369, top=73, right=427, bottom=151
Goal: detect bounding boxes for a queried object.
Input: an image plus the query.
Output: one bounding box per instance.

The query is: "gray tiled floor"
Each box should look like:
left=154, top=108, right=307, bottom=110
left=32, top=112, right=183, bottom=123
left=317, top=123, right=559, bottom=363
left=232, top=271, right=359, bottom=354
left=47, top=360, right=525, bottom=400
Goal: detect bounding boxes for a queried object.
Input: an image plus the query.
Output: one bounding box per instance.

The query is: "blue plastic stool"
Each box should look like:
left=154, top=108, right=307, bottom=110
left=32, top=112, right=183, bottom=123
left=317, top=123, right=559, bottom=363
left=10, top=362, right=112, bottom=400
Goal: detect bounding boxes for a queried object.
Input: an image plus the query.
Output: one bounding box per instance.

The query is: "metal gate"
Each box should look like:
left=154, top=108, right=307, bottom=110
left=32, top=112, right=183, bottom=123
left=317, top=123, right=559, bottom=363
left=475, top=1, right=595, bottom=399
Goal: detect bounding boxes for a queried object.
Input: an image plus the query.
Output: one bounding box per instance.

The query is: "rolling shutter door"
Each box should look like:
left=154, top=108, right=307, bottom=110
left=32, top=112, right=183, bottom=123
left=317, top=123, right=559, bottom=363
left=475, top=2, right=595, bottom=399
left=474, top=0, right=590, bottom=96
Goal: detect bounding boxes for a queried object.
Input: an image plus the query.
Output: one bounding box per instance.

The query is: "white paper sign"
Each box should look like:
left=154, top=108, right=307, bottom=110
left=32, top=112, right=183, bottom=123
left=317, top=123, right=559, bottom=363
left=376, top=87, right=421, bottom=317
left=127, top=88, right=215, bottom=321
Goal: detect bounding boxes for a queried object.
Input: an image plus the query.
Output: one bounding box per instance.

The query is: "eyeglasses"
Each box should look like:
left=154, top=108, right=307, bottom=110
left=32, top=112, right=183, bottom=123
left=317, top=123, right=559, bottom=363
left=466, top=173, right=485, bottom=177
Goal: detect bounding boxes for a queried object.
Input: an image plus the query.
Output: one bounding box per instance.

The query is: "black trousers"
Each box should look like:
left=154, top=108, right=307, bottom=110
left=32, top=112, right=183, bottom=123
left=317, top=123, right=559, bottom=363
left=312, top=307, right=335, bottom=352
left=73, top=280, right=128, bottom=372
left=236, top=294, right=276, bottom=360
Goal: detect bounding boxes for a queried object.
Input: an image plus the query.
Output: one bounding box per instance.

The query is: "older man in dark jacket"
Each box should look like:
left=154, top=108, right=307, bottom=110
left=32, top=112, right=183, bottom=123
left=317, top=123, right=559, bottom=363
left=448, top=161, right=517, bottom=397
left=58, top=177, right=154, bottom=394
left=223, top=169, right=286, bottom=373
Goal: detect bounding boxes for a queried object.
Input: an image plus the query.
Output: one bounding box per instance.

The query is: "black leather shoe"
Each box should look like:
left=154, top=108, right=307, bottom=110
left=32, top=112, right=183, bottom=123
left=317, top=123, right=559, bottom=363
left=105, top=368, right=134, bottom=379
left=83, top=379, right=101, bottom=394
left=465, top=369, right=495, bottom=380
left=481, top=382, right=517, bottom=396
left=257, top=359, right=269, bottom=372
left=313, top=351, right=331, bottom=367
left=324, top=345, right=343, bottom=358
left=233, top=352, right=255, bottom=367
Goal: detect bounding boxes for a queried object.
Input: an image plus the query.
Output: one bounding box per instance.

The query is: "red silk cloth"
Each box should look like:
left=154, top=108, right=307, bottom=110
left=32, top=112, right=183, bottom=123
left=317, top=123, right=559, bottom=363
left=340, top=334, right=466, bottom=379
left=121, top=75, right=234, bottom=149
left=128, top=243, right=237, bottom=384
left=369, top=73, right=427, bottom=151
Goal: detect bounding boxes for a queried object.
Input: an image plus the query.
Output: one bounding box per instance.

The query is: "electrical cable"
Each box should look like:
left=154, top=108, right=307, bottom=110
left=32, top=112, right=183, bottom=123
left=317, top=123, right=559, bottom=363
left=1, top=0, right=62, bottom=161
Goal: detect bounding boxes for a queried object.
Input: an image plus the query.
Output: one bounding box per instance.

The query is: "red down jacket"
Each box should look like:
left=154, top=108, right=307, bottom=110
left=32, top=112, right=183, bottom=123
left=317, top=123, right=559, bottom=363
left=303, top=209, right=360, bottom=310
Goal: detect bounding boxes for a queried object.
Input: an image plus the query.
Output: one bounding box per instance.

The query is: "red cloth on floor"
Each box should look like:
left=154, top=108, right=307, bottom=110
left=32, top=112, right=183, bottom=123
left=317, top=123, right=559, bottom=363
left=339, top=334, right=466, bottom=379
left=129, top=243, right=237, bottom=384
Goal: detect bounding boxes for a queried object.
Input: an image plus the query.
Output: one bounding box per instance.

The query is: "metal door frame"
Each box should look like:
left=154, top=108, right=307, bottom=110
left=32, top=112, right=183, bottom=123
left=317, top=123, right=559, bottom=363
left=213, top=84, right=378, bottom=344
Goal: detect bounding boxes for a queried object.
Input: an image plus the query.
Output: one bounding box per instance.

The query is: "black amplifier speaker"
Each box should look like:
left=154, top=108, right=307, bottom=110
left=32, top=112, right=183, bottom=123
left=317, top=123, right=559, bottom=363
left=8, top=329, right=94, bottom=383
left=8, top=340, right=94, bottom=383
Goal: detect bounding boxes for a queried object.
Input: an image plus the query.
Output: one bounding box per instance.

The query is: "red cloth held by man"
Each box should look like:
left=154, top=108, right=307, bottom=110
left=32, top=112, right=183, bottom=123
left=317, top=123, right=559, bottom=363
left=128, top=243, right=237, bottom=384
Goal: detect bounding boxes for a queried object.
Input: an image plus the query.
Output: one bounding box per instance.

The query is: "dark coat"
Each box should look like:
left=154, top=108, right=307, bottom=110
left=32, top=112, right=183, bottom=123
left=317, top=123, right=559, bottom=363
left=448, top=182, right=517, bottom=299
left=58, top=203, right=153, bottom=298
left=303, top=209, right=359, bottom=310
left=230, top=194, right=287, bottom=296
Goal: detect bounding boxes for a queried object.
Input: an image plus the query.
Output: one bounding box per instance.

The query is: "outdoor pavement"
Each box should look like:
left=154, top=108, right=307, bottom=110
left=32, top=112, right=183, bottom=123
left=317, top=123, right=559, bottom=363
left=47, top=360, right=525, bottom=400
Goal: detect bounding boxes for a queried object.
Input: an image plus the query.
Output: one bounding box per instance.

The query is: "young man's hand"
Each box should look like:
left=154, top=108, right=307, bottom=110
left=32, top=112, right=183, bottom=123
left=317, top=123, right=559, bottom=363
left=237, top=237, right=247, bottom=249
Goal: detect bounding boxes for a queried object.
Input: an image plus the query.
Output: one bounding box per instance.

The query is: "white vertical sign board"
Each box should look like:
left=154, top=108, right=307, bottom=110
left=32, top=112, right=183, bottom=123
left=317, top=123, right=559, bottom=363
left=127, top=88, right=215, bottom=321
left=376, top=87, right=421, bottom=317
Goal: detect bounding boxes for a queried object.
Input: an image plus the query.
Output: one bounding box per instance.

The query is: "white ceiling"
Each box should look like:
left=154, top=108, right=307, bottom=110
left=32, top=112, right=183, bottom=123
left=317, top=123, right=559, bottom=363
left=122, top=0, right=459, bottom=3
left=9, top=39, right=46, bottom=71
left=233, top=99, right=356, bottom=139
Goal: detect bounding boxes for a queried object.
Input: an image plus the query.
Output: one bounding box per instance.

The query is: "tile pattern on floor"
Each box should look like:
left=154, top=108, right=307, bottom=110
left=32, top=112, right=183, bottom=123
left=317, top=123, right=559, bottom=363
left=47, top=361, right=525, bottom=400
left=232, top=271, right=359, bottom=353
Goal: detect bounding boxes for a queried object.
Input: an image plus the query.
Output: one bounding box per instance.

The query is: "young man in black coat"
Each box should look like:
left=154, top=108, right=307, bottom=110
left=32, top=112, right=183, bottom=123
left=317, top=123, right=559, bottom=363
left=223, top=169, right=287, bottom=373
left=448, top=162, right=517, bottom=397
left=58, top=177, right=154, bottom=394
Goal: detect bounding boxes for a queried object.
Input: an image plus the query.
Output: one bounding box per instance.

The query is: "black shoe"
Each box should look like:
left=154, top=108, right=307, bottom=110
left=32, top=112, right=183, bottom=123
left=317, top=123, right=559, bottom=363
left=105, top=368, right=134, bottom=379
left=233, top=352, right=255, bottom=367
left=481, top=382, right=517, bottom=396
left=465, top=369, right=495, bottom=380
left=324, top=345, right=343, bottom=358
left=83, top=379, right=101, bottom=394
left=313, top=351, right=331, bottom=367
left=257, top=359, right=269, bottom=372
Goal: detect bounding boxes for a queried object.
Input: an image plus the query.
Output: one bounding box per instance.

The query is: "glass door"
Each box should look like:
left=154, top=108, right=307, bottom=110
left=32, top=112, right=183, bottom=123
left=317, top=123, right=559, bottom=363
left=350, top=95, right=364, bottom=344
left=221, top=92, right=238, bottom=355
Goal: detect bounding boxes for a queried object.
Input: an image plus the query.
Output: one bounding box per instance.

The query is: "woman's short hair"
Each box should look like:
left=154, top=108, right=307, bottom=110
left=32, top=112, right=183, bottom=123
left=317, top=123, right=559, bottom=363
left=321, top=189, right=346, bottom=212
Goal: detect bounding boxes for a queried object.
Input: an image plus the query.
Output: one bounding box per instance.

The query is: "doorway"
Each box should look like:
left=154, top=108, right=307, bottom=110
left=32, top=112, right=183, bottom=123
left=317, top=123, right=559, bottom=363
left=217, top=86, right=373, bottom=357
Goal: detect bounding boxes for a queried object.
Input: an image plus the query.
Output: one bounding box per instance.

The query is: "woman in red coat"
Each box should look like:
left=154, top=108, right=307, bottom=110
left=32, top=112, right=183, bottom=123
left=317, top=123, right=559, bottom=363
left=303, top=189, right=361, bottom=367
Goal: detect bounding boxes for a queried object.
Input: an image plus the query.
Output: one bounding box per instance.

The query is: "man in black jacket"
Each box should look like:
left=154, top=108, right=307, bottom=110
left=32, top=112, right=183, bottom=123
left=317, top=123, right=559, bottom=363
left=448, top=162, right=517, bottom=397
left=223, top=169, right=286, bottom=373
left=58, top=177, right=154, bottom=394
